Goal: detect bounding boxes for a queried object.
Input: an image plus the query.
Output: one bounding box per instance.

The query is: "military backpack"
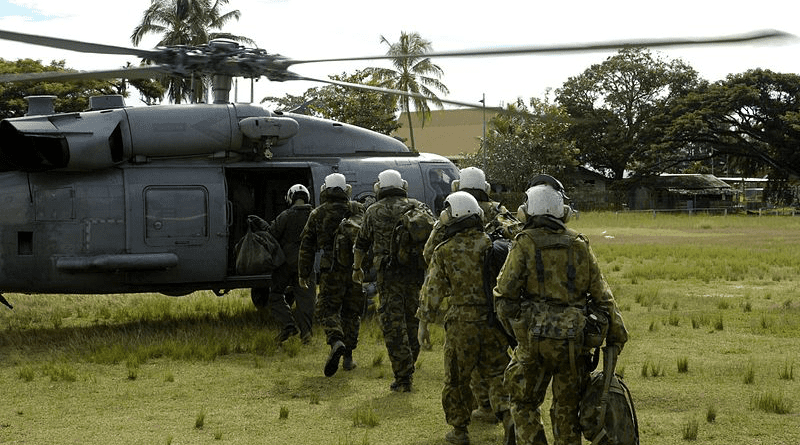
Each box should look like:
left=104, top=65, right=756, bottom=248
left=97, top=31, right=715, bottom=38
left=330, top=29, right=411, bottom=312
left=389, top=202, right=435, bottom=270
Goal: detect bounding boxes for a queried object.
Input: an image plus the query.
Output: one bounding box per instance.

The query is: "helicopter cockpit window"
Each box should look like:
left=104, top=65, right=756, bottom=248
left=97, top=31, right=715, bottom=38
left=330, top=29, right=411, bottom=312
left=144, top=186, right=208, bottom=241
left=427, top=167, right=455, bottom=215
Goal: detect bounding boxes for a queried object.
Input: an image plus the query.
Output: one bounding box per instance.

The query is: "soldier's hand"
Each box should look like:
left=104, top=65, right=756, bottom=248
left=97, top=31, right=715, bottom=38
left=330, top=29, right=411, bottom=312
left=298, top=276, right=310, bottom=289
left=352, top=268, right=364, bottom=284
left=418, top=321, right=431, bottom=350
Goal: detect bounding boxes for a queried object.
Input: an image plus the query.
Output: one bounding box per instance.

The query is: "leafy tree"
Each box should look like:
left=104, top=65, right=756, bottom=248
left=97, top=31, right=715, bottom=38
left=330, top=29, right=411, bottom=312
left=463, top=97, right=577, bottom=192
left=262, top=69, right=400, bottom=135
left=556, top=47, right=701, bottom=180
left=370, top=32, right=448, bottom=151
left=0, top=59, right=129, bottom=118
left=131, top=0, right=254, bottom=103
left=664, top=69, right=800, bottom=203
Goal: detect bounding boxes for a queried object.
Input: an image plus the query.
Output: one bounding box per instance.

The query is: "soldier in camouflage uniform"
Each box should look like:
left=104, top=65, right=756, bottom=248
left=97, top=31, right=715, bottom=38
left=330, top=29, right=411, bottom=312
left=353, top=169, right=432, bottom=392
left=255, top=184, right=315, bottom=344
left=423, top=167, right=521, bottom=424
left=494, top=175, right=628, bottom=445
left=298, top=173, right=365, bottom=377
left=418, top=192, right=515, bottom=445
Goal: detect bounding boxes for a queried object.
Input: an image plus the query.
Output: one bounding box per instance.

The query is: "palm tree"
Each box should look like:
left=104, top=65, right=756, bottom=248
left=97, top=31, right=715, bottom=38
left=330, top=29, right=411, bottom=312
left=131, top=0, right=254, bottom=103
left=372, top=32, right=449, bottom=151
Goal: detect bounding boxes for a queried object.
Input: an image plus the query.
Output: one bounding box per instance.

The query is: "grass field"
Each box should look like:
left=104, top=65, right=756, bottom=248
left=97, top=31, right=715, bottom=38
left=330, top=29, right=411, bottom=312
left=1, top=212, right=799, bottom=444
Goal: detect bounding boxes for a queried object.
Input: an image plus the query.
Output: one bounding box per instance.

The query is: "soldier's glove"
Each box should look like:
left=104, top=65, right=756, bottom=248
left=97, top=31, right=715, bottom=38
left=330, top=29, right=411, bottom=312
left=298, top=275, right=310, bottom=289
left=418, top=321, right=431, bottom=350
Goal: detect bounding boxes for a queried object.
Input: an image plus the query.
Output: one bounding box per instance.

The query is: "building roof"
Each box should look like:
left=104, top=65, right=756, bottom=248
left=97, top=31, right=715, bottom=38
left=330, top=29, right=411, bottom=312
left=647, top=174, right=735, bottom=195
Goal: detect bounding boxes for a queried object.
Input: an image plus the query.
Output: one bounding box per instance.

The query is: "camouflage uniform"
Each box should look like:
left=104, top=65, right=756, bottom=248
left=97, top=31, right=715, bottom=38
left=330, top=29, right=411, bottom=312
left=263, top=202, right=315, bottom=340
left=298, top=192, right=365, bottom=352
left=418, top=225, right=511, bottom=431
left=423, top=192, right=521, bottom=417
left=354, top=188, right=429, bottom=388
left=494, top=218, right=628, bottom=445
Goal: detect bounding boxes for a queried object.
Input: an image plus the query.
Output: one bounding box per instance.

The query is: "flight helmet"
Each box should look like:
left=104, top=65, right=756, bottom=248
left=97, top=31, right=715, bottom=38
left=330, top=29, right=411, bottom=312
left=286, top=184, right=310, bottom=204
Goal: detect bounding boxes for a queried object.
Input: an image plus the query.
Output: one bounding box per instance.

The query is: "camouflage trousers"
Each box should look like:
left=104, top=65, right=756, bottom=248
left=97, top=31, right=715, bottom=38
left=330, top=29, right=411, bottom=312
left=376, top=267, right=422, bottom=381
left=505, top=338, right=590, bottom=445
left=316, top=264, right=365, bottom=350
left=443, top=320, right=510, bottom=428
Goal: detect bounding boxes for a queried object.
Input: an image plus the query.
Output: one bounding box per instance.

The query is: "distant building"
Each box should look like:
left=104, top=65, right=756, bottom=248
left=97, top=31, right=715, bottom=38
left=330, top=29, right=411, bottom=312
left=393, top=109, right=496, bottom=160
left=627, top=174, right=736, bottom=211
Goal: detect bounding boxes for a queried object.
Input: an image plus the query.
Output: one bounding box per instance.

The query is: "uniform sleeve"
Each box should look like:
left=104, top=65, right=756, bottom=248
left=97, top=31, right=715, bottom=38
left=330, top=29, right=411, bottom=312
left=583, top=239, right=628, bottom=348
left=297, top=211, right=318, bottom=278
left=417, top=246, right=449, bottom=323
left=354, top=208, right=373, bottom=253
left=493, top=237, right=529, bottom=320
left=423, top=221, right=446, bottom=265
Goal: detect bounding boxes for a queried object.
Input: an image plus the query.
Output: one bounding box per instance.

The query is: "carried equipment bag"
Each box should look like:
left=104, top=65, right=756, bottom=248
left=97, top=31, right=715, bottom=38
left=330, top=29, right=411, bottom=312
left=580, top=346, right=639, bottom=445
left=234, top=227, right=285, bottom=275
left=390, top=202, right=434, bottom=270
left=333, top=210, right=364, bottom=267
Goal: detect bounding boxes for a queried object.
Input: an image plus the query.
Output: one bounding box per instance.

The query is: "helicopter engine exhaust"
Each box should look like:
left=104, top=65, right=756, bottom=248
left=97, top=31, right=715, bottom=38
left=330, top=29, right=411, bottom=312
left=0, top=103, right=300, bottom=172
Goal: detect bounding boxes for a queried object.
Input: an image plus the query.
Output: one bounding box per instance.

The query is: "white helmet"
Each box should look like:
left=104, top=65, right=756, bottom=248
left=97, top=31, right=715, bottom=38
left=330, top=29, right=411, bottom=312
left=452, top=167, right=490, bottom=193
left=523, top=184, right=565, bottom=218
left=321, top=173, right=351, bottom=194
left=375, top=169, right=407, bottom=191
left=286, top=184, right=310, bottom=204
left=445, top=191, right=484, bottom=219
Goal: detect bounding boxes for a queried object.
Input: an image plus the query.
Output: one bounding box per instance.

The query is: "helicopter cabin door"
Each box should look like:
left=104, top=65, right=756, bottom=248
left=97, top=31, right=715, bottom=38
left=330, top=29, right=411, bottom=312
left=124, top=166, right=228, bottom=290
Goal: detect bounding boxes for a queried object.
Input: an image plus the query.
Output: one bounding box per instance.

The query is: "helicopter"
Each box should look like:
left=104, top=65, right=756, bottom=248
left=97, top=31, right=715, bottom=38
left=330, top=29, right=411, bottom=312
left=0, top=28, right=790, bottom=308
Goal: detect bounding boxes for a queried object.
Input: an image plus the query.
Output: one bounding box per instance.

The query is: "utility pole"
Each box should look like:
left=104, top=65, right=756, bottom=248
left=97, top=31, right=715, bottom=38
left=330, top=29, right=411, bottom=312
left=480, top=93, right=486, bottom=171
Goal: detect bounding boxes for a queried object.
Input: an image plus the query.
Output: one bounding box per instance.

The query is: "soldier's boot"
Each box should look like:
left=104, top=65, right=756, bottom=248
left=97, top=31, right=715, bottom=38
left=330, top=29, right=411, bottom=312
left=445, top=425, right=470, bottom=445
left=324, top=340, right=346, bottom=377
left=471, top=404, right=499, bottom=424
left=276, top=325, right=299, bottom=344
left=501, top=411, right=516, bottom=445
left=342, top=349, right=357, bottom=371
left=389, top=375, right=412, bottom=392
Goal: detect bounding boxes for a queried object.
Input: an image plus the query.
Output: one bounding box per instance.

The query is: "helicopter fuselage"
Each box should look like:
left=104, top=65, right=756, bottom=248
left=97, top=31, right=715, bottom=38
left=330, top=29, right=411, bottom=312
left=0, top=101, right=458, bottom=297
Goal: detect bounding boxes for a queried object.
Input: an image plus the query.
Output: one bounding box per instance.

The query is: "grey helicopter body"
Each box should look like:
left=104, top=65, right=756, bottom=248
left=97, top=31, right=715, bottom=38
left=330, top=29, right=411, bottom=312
left=0, top=27, right=789, bottom=306
left=0, top=96, right=457, bottom=299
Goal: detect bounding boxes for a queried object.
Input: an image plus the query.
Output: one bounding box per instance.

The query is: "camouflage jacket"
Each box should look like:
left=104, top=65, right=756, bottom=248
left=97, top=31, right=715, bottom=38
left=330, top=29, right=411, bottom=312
left=268, top=203, right=312, bottom=268
left=418, top=227, right=493, bottom=324
left=298, top=199, right=363, bottom=277
left=354, top=192, right=427, bottom=271
left=423, top=199, right=521, bottom=265
left=493, top=225, right=628, bottom=348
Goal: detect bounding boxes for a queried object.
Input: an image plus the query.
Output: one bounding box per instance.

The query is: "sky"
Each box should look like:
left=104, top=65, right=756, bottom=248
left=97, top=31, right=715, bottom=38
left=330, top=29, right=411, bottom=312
left=2, top=0, right=800, bottom=109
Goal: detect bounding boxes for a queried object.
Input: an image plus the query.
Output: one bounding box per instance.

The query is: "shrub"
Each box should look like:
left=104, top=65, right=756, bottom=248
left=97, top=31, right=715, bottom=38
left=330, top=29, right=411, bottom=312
left=677, top=357, right=689, bottom=373
left=750, top=392, right=793, bottom=414
left=682, top=418, right=698, bottom=441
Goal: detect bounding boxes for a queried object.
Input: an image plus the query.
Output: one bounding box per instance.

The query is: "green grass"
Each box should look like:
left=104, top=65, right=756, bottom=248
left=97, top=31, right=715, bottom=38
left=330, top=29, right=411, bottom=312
left=2, top=212, right=800, bottom=444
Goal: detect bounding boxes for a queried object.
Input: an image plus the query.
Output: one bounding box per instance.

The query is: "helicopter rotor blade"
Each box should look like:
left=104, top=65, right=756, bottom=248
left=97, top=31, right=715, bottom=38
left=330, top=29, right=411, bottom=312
left=0, top=66, right=170, bottom=83
left=288, top=29, right=794, bottom=65
left=0, top=29, right=160, bottom=58
left=294, top=75, right=502, bottom=111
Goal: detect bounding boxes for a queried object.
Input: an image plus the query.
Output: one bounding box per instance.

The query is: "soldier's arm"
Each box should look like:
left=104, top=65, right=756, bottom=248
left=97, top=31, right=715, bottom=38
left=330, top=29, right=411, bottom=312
left=417, top=249, right=448, bottom=323
left=423, top=221, right=445, bottom=266
left=583, top=238, right=628, bottom=349
left=493, top=238, right=529, bottom=321
left=297, top=212, right=318, bottom=278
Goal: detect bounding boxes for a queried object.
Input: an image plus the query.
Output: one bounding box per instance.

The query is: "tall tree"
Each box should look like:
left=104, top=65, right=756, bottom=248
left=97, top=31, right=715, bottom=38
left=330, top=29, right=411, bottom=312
left=131, top=0, right=254, bottom=103
left=261, top=69, right=401, bottom=135
left=371, top=32, right=448, bottom=151
left=556, top=47, right=701, bottom=180
left=664, top=69, right=800, bottom=203
left=464, top=97, right=577, bottom=192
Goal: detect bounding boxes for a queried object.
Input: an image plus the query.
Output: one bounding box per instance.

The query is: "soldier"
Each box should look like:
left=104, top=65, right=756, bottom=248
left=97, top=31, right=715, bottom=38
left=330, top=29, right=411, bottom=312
left=353, top=169, right=432, bottom=392
left=253, top=184, right=315, bottom=344
left=423, top=166, right=520, bottom=266
left=298, top=173, right=365, bottom=377
left=493, top=175, right=628, bottom=445
left=423, top=166, right=520, bottom=423
left=418, top=191, right=515, bottom=445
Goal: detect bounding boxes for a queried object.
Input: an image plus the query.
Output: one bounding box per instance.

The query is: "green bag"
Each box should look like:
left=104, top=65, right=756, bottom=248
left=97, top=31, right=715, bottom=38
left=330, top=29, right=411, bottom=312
left=580, top=347, right=639, bottom=445
left=390, top=202, right=434, bottom=270
left=234, top=228, right=285, bottom=275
